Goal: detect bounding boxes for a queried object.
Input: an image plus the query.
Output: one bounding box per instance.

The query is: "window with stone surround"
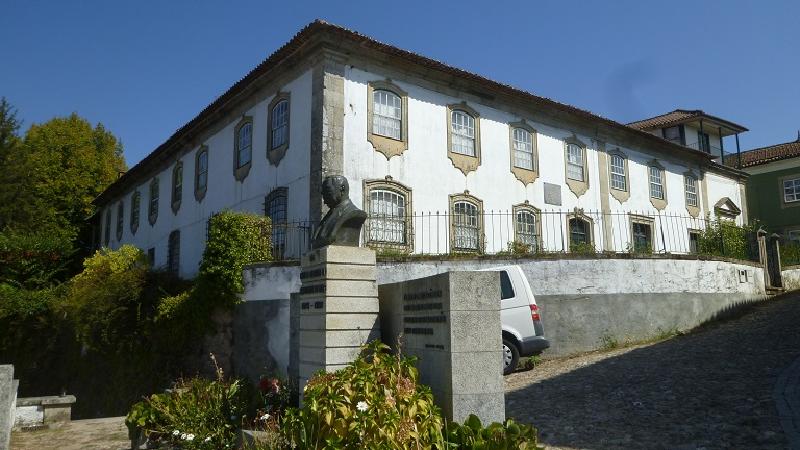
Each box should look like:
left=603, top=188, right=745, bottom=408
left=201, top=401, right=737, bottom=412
left=513, top=204, right=540, bottom=251
left=116, top=200, right=124, bottom=241
left=148, top=177, right=159, bottom=226
left=265, top=187, right=288, bottom=259
left=647, top=160, right=667, bottom=210
left=446, top=103, right=481, bottom=175
left=450, top=193, right=483, bottom=252
left=367, top=80, right=408, bottom=159
left=233, top=117, right=253, bottom=180
left=684, top=175, right=698, bottom=207
left=195, top=146, right=208, bottom=201
left=610, top=154, right=627, bottom=191
left=130, top=190, right=140, bottom=234
left=171, top=160, right=183, bottom=213
left=365, top=179, right=412, bottom=252
left=267, top=94, right=290, bottom=165
left=566, top=144, right=585, bottom=182
left=167, top=230, right=180, bottom=276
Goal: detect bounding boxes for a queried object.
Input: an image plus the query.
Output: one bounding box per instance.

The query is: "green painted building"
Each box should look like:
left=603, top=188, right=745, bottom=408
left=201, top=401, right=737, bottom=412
left=736, top=137, right=800, bottom=242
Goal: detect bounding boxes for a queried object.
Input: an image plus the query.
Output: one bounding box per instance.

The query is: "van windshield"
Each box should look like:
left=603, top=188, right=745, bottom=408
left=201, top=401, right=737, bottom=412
left=500, top=271, right=515, bottom=299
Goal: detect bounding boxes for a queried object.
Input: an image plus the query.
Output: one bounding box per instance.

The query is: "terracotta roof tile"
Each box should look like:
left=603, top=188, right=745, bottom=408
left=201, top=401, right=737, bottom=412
left=728, top=140, right=800, bottom=168
left=628, top=110, right=703, bottom=130
left=628, top=109, right=747, bottom=133
left=95, top=20, right=729, bottom=205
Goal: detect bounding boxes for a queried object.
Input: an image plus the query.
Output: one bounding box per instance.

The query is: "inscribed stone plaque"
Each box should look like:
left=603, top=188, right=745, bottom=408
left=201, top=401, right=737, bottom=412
left=544, top=182, right=562, bottom=206
left=378, top=271, right=504, bottom=423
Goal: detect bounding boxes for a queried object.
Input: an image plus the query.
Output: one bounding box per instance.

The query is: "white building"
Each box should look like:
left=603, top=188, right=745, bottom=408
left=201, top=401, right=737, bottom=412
left=93, top=21, right=749, bottom=278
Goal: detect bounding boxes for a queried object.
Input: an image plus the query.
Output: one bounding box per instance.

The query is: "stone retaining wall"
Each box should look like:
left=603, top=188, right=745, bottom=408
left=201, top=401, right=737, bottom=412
left=242, top=256, right=769, bottom=370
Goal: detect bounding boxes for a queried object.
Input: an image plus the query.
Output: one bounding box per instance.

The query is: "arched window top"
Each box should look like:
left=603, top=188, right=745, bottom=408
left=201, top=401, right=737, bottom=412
left=171, top=161, right=183, bottom=213
left=148, top=177, right=159, bottom=225
left=130, top=190, right=140, bottom=234
left=195, top=146, right=209, bottom=201
left=365, top=179, right=412, bottom=251
left=450, top=192, right=483, bottom=252
left=270, top=98, right=289, bottom=149
left=234, top=117, right=253, bottom=180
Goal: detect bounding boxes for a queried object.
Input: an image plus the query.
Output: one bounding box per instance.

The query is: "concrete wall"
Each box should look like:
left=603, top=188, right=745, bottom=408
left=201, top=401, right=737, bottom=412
left=782, top=266, right=800, bottom=291
left=243, top=256, right=767, bottom=359
left=377, top=257, right=765, bottom=356
left=232, top=265, right=300, bottom=380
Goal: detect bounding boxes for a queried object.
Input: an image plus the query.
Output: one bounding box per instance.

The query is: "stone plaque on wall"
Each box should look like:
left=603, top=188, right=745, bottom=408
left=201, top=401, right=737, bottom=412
left=378, top=271, right=504, bottom=423
left=544, top=182, right=562, bottom=206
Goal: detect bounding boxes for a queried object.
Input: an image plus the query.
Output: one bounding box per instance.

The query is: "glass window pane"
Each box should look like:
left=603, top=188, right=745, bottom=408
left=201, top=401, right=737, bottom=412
left=453, top=201, right=479, bottom=250
left=271, top=100, right=289, bottom=149
left=649, top=166, right=663, bottom=199
left=451, top=111, right=476, bottom=156
left=369, top=189, right=406, bottom=244
left=373, top=90, right=402, bottom=140
left=610, top=155, right=626, bottom=191
left=513, top=128, right=534, bottom=170
left=566, top=144, right=584, bottom=181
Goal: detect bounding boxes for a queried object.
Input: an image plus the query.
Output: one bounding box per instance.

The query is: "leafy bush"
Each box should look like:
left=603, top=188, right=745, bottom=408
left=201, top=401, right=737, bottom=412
left=569, top=241, right=596, bottom=254
left=280, top=341, right=446, bottom=449
left=196, top=211, right=271, bottom=307
left=126, top=359, right=246, bottom=450
left=0, top=282, right=64, bottom=320
left=0, top=229, right=75, bottom=289
left=697, top=220, right=758, bottom=260
left=781, top=242, right=800, bottom=267
left=445, top=414, right=543, bottom=449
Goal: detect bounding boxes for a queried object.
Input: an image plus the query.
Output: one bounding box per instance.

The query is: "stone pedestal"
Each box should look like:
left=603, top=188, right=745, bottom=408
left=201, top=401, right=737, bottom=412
left=296, top=245, right=380, bottom=390
left=379, top=271, right=505, bottom=423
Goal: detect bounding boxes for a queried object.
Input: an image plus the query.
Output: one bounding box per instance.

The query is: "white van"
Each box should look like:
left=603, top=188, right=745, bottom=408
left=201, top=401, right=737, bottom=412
left=481, top=265, right=550, bottom=374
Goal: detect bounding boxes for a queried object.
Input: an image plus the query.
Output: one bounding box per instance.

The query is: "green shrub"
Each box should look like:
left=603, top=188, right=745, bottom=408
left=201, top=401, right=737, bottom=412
left=697, top=220, right=757, bottom=260
left=0, top=282, right=64, bottom=320
left=280, top=341, right=446, bottom=449
left=196, top=211, right=271, bottom=307
left=60, top=245, right=149, bottom=349
left=569, top=241, right=596, bottom=254
left=0, top=229, right=75, bottom=289
left=781, top=242, right=800, bottom=267
left=126, top=362, right=246, bottom=450
left=445, top=414, right=543, bottom=449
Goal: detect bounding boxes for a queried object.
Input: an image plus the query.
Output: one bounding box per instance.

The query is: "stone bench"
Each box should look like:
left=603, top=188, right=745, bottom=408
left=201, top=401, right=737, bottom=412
left=14, top=395, right=77, bottom=430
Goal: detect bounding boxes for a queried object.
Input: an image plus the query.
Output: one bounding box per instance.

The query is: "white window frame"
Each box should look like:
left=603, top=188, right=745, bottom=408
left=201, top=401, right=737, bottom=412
left=566, top=143, right=585, bottom=182
left=372, top=90, right=402, bottom=140
left=684, top=175, right=698, bottom=207
left=784, top=178, right=800, bottom=203
left=649, top=165, right=664, bottom=200
left=450, top=110, right=476, bottom=157
left=512, top=127, right=535, bottom=170
left=609, top=154, right=627, bottom=191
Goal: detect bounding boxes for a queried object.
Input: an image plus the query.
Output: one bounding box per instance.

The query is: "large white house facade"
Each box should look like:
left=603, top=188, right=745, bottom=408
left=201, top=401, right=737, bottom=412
left=93, top=21, right=749, bottom=278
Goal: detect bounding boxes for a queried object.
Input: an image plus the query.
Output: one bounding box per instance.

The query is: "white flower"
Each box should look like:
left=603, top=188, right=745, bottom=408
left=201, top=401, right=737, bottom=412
left=180, top=433, right=187, bottom=440
left=172, top=430, right=180, bottom=436
left=185, top=433, right=195, bottom=441
left=204, top=436, right=211, bottom=442
left=260, top=413, right=271, bottom=421
left=356, top=401, right=368, bottom=412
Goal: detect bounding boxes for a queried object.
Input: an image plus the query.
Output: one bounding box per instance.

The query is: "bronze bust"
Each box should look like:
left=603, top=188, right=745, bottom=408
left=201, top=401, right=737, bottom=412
left=311, top=175, right=367, bottom=249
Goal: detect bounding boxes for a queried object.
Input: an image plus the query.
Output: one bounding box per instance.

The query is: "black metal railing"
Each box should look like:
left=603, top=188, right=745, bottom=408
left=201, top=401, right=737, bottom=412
left=272, top=211, right=759, bottom=262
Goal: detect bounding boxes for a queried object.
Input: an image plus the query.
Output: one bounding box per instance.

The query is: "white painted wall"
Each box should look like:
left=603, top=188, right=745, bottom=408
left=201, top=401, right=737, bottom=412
left=341, top=67, right=746, bottom=254
left=100, top=70, right=313, bottom=277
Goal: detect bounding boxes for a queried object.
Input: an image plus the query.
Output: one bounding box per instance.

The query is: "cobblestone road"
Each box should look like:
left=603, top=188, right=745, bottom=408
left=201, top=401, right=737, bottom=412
left=505, top=292, right=800, bottom=450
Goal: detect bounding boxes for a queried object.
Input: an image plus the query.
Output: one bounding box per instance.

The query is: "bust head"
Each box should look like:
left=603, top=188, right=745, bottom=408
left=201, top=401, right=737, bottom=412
left=321, top=175, right=349, bottom=208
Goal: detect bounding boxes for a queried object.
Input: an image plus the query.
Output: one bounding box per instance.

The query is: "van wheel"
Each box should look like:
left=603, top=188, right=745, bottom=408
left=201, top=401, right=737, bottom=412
left=503, top=338, right=520, bottom=375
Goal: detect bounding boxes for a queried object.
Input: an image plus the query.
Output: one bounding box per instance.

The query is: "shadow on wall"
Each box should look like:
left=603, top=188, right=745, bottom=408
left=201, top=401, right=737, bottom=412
left=506, top=292, right=800, bottom=449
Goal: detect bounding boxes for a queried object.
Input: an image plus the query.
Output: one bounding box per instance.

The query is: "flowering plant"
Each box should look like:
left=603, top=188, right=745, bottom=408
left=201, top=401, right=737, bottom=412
left=280, top=340, right=445, bottom=448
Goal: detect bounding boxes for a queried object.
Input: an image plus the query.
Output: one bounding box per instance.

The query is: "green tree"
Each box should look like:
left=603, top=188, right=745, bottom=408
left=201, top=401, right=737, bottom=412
left=0, top=112, right=127, bottom=236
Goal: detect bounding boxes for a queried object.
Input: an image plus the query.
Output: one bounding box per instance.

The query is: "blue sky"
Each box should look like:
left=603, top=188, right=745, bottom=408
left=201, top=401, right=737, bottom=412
left=2, top=0, right=798, bottom=167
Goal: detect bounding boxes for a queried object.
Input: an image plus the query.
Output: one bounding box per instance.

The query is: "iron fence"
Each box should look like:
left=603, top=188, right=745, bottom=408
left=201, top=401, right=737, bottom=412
left=273, top=211, right=760, bottom=262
